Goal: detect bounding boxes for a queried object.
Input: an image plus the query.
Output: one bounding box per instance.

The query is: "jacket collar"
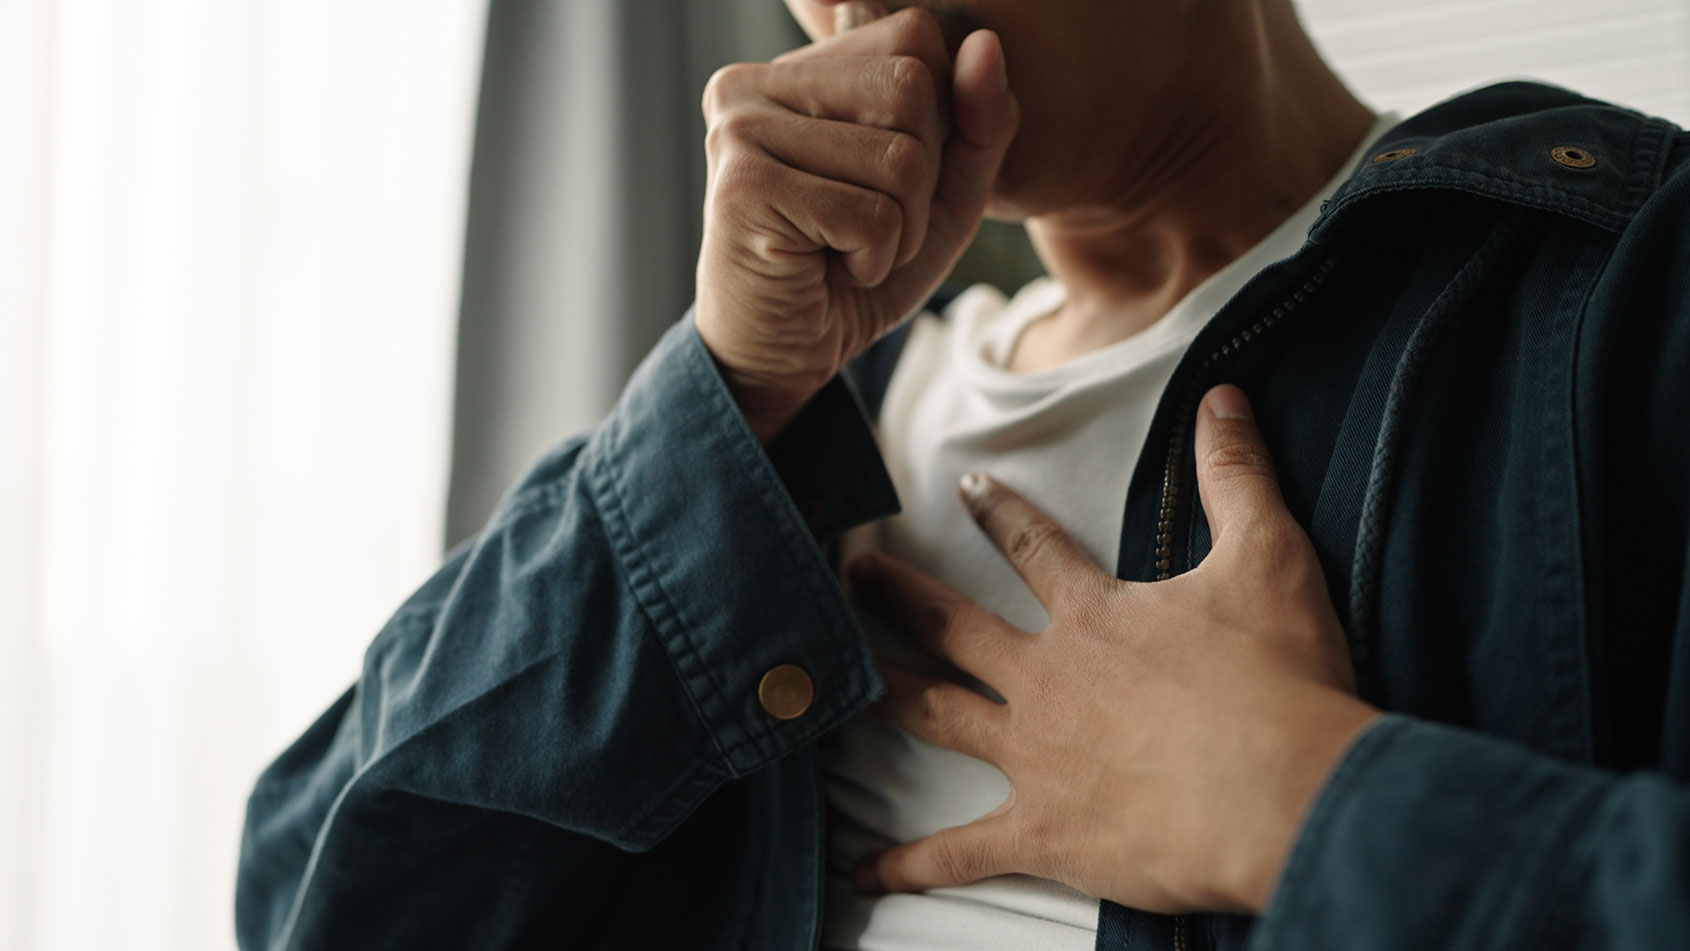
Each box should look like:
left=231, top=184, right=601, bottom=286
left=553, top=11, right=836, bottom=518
left=1311, top=81, right=1681, bottom=239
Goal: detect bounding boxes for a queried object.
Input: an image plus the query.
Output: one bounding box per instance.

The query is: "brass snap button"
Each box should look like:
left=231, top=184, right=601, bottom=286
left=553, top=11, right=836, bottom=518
left=1371, top=148, right=1417, bottom=164
left=1550, top=146, right=1596, bottom=169
left=758, top=664, right=815, bottom=720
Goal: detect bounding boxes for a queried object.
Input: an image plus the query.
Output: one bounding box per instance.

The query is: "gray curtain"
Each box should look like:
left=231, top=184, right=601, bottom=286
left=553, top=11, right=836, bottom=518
left=446, top=0, right=1040, bottom=546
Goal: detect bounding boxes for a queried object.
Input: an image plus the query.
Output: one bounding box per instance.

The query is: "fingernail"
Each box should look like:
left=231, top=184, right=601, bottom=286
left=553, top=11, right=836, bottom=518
left=1206, top=385, right=1253, bottom=421
left=853, top=863, right=884, bottom=892
left=958, top=472, right=990, bottom=511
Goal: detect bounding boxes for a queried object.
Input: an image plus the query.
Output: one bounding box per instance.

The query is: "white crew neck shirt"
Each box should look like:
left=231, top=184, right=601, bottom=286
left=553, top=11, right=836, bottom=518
left=818, top=114, right=1398, bottom=951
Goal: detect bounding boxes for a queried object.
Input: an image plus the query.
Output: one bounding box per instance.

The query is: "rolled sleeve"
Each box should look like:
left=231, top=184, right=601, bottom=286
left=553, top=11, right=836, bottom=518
left=583, top=309, right=899, bottom=785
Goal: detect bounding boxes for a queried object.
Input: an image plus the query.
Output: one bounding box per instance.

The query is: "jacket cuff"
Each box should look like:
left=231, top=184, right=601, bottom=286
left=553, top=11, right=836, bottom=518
left=1250, top=714, right=1607, bottom=951
left=582, top=310, right=898, bottom=779
left=767, top=373, right=901, bottom=542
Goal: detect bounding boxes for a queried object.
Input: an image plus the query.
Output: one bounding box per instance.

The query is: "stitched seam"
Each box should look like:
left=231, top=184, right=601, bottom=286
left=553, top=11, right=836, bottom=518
left=1538, top=236, right=1617, bottom=760
left=1326, top=170, right=1629, bottom=231
left=672, top=337, right=797, bottom=770
left=494, top=481, right=567, bottom=529
left=272, top=645, right=591, bottom=948
left=616, top=755, right=721, bottom=847
left=589, top=329, right=876, bottom=776
left=1347, top=217, right=1517, bottom=672
left=586, top=422, right=734, bottom=771
left=673, top=334, right=880, bottom=769
left=1621, top=117, right=1671, bottom=209
left=719, top=673, right=878, bottom=769
left=1359, top=161, right=1631, bottom=215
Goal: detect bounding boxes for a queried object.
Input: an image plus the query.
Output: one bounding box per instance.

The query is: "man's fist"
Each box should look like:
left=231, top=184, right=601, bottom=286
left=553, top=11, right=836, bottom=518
left=695, top=8, right=1019, bottom=441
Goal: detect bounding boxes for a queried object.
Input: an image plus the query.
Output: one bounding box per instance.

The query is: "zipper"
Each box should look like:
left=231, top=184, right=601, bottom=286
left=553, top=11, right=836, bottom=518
left=1151, top=255, right=1339, bottom=950
left=1153, top=255, right=1340, bottom=581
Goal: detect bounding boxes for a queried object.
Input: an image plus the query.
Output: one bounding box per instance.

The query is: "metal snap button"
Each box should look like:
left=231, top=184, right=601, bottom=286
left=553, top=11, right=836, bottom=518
left=1371, top=148, right=1418, bottom=164
left=1550, top=146, right=1596, bottom=169
left=758, top=664, right=815, bottom=720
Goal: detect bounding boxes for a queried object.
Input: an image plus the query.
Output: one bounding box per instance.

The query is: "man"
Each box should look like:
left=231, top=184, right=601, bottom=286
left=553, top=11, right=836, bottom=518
left=237, top=1, right=1690, bottom=949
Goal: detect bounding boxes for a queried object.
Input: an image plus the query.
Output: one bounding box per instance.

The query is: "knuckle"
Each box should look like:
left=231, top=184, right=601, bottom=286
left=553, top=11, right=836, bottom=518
left=859, top=189, right=902, bottom=239
left=882, top=56, right=936, bottom=123
left=915, top=683, right=954, bottom=724
left=701, top=62, right=755, bottom=116
left=1007, top=520, right=1062, bottom=565
left=708, top=151, right=766, bottom=200
left=877, top=133, right=929, bottom=187
left=703, top=109, right=759, bottom=158
left=885, top=55, right=935, bottom=103
left=931, top=837, right=974, bottom=884
left=1059, top=576, right=1118, bottom=627
left=886, top=7, right=944, bottom=56
left=716, top=108, right=762, bottom=141
left=1201, top=437, right=1277, bottom=480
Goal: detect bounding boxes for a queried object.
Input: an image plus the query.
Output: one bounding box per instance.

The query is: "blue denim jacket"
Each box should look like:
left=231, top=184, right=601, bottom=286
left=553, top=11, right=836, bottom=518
left=237, top=83, right=1690, bottom=950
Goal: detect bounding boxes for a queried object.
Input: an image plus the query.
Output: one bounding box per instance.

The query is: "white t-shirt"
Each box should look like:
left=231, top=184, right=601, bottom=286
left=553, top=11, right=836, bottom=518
left=818, top=114, right=1398, bottom=951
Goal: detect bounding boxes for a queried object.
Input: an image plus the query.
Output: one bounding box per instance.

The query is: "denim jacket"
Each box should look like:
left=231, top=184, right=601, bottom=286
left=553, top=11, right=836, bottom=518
left=237, top=83, right=1690, bottom=950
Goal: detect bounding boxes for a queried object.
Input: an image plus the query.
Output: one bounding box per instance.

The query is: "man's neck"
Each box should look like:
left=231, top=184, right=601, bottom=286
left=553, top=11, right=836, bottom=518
left=1007, top=22, right=1376, bottom=375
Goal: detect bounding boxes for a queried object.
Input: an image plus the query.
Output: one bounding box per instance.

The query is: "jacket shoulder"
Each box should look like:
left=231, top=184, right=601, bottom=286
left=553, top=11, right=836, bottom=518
left=1318, top=81, right=1684, bottom=236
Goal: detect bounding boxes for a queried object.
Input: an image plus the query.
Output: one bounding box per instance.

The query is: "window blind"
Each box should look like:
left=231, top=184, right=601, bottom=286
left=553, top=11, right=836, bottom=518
left=1297, top=0, right=1690, bottom=126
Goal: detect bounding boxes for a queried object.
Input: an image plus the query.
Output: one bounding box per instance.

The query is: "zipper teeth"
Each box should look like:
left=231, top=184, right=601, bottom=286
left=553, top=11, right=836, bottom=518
left=1173, top=915, right=1189, bottom=951
left=1153, top=256, right=1339, bottom=581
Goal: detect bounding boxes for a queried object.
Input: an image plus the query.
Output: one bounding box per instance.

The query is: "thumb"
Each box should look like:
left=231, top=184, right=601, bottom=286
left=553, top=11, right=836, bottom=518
left=885, top=29, right=1018, bottom=292
left=1194, top=385, right=1294, bottom=548
left=941, top=28, right=1017, bottom=215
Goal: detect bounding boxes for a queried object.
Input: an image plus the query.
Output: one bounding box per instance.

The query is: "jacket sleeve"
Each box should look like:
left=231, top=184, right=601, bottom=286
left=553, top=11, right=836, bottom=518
left=1248, top=714, right=1690, bottom=951
left=235, top=311, right=897, bottom=949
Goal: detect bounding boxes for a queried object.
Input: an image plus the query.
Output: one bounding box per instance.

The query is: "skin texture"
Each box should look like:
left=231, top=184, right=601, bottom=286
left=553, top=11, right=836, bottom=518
left=696, top=10, right=1018, bottom=441
left=849, top=387, right=1379, bottom=913
left=694, top=0, right=1384, bottom=916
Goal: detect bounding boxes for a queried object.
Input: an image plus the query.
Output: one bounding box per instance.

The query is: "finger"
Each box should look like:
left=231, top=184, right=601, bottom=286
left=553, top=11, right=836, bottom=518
left=709, top=153, right=902, bottom=286
left=1193, top=385, right=1298, bottom=549
left=707, top=57, right=946, bottom=165
left=876, top=28, right=1019, bottom=306
left=875, top=661, right=1007, bottom=762
left=956, top=473, right=1099, bottom=606
left=850, top=549, right=1025, bottom=678
left=777, top=6, right=953, bottom=120
left=728, top=109, right=937, bottom=270
left=855, top=813, right=1017, bottom=894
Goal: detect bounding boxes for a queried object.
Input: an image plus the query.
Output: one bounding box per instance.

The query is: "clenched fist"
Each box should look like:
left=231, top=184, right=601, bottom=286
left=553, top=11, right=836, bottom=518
left=695, top=8, right=1020, bottom=441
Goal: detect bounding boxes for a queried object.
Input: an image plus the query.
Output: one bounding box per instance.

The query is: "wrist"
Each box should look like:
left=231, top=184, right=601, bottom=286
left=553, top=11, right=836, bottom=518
left=694, top=315, right=831, bottom=445
left=725, top=375, right=815, bottom=444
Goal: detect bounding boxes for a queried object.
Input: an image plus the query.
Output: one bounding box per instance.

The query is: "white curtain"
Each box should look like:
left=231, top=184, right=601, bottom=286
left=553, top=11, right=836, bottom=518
left=0, top=1, right=485, bottom=949
left=4, top=1, right=1686, bottom=949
